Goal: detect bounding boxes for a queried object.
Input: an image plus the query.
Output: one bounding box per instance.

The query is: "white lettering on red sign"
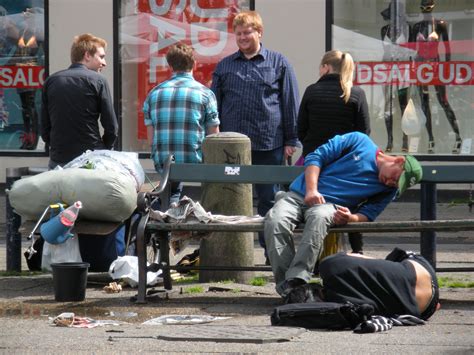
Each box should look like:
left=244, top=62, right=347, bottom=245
left=146, top=2, right=231, bottom=84
left=354, top=61, right=474, bottom=86
left=0, top=66, right=44, bottom=88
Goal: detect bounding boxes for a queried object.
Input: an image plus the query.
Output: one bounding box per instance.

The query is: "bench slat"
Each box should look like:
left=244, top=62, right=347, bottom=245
left=164, top=163, right=474, bottom=184
left=421, top=165, right=474, bottom=183
left=145, top=219, right=474, bottom=233
left=168, top=164, right=303, bottom=184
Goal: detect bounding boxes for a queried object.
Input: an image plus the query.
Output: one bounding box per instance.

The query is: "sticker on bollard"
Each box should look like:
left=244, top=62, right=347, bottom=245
left=51, top=262, right=90, bottom=302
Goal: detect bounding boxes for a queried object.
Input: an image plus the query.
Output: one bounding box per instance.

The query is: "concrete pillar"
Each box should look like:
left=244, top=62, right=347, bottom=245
left=199, top=132, right=254, bottom=283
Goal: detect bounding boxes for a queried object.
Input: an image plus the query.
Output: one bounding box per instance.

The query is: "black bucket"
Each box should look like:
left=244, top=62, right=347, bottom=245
left=51, top=262, right=90, bottom=302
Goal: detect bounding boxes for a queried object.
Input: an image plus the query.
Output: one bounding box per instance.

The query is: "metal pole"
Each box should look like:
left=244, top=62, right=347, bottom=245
left=420, top=182, right=437, bottom=267
left=5, top=167, right=29, bottom=271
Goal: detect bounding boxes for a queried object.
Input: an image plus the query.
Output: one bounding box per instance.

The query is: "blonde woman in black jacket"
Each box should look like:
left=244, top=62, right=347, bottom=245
left=297, top=50, right=371, bottom=254
left=298, top=50, right=370, bottom=158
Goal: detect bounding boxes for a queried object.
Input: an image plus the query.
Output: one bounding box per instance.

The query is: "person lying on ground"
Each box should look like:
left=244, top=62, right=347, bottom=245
left=315, top=249, right=440, bottom=320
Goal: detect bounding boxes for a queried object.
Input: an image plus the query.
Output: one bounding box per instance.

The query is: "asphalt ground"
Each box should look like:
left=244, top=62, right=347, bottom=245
left=0, top=191, right=473, bottom=353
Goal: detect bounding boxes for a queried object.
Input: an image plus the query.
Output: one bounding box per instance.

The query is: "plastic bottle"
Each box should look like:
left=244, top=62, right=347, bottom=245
left=59, top=201, right=82, bottom=227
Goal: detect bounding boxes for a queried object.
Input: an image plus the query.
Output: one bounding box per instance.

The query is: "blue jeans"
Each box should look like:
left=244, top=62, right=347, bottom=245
left=252, top=147, right=284, bottom=252
left=155, top=165, right=183, bottom=208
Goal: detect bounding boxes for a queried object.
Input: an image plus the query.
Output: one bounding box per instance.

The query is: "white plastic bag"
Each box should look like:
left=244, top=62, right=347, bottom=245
left=108, top=256, right=162, bottom=287
left=401, top=98, right=426, bottom=136
left=42, top=236, right=82, bottom=272
left=63, top=150, right=145, bottom=191
left=142, top=315, right=231, bottom=325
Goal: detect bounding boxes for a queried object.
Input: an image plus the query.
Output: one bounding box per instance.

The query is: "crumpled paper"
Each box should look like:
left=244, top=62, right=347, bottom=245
left=150, top=195, right=263, bottom=225
left=103, top=282, right=122, bottom=293
left=50, top=312, right=125, bottom=328
left=142, top=315, right=231, bottom=325
left=149, top=196, right=264, bottom=254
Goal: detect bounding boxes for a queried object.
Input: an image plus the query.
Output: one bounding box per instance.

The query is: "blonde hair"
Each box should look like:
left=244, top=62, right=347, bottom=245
left=233, top=11, right=263, bottom=33
left=70, top=33, right=107, bottom=64
left=320, top=50, right=354, bottom=103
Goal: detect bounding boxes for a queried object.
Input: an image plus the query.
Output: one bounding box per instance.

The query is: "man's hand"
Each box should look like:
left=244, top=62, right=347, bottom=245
left=304, top=189, right=325, bottom=206
left=332, top=207, right=369, bottom=225
left=284, top=145, right=297, bottom=159
left=332, top=205, right=352, bottom=226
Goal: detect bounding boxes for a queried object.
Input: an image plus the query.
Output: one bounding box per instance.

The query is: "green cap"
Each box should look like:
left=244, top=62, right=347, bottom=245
left=398, top=155, right=423, bottom=196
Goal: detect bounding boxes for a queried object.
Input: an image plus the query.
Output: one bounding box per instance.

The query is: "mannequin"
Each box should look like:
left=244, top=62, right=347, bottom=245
left=380, top=2, right=410, bottom=152
left=0, top=5, right=19, bottom=131
left=15, top=7, right=42, bottom=150
left=410, top=0, right=462, bottom=153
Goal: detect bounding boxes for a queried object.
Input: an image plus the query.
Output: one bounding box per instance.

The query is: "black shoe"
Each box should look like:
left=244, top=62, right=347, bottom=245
left=285, top=283, right=324, bottom=304
left=176, top=249, right=200, bottom=273
left=306, top=283, right=325, bottom=302
left=265, top=257, right=271, bottom=266
left=281, top=278, right=306, bottom=304
left=284, top=285, right=307, bottom=304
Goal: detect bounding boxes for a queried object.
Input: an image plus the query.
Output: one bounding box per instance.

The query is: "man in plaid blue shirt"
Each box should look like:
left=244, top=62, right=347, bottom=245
left=143, top=43, right=220, bottom=203
left=211, top=11, right=300, bottom=260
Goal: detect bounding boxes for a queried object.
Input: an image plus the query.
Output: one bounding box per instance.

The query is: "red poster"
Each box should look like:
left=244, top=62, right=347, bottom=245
left=0, top=65, right=45, bottom=89
left=354, top=61, right=474, bottom=86
left=136, top=0, right=240, bottom=139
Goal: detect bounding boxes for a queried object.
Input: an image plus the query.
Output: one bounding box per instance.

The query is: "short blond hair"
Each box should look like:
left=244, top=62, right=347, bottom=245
left=70, top=33, right=107, bottom=64
left=233, top=11, right=263, bottom=33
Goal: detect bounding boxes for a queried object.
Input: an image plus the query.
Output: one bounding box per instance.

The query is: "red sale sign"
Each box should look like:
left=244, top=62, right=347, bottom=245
left=136, top=0, right=240, bottom=139
left=354, top=61, right=474, bottom=86
left=0, top=65, right=45, bottom=88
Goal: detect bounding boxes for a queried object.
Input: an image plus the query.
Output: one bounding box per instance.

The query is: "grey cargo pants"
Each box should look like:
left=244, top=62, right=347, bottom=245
left=264, top=191, right=336, bottom=295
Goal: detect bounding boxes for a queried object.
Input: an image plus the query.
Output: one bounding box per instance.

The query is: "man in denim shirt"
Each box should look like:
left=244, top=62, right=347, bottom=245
left=211, top=11, right=300, bottom=258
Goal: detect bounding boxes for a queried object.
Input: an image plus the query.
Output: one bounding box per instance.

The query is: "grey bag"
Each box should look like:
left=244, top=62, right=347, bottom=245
left=8, top=168, right=137, bottom=222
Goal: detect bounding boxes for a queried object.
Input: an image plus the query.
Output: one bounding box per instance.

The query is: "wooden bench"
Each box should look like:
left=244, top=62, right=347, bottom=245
left=134, top=156, right=474, bottom=303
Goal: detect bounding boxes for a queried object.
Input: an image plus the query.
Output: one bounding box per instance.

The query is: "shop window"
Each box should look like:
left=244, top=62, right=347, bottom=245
left=333, top=0, right=474, bottom=155
left=119, top=0, right=251, bottom=153
left=0, top=1, right=45, bottom=152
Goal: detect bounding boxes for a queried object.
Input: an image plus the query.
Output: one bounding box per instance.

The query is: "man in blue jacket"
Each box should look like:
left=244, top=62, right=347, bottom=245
left=264, top=132, right=422, bottom=301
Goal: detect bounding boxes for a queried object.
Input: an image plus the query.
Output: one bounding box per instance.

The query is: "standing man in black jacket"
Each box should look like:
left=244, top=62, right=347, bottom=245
left=41, top=33, right=118, bottom=169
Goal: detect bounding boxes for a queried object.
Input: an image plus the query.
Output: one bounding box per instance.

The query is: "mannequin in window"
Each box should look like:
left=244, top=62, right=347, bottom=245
left=15, top=7, right=43, bottom=149
left=0, top=5, right=19, bottom=131
left=410, top=0, right=462, bottom=153
left=380, top=2, right=411, bottom=152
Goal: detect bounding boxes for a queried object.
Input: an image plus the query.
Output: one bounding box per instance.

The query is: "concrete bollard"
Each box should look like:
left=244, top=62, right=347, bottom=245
left=199, top=132, right=254, bottom=283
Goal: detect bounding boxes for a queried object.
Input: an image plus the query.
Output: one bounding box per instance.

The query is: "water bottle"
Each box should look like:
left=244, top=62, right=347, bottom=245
left=59, top=201, right=82, bottom=227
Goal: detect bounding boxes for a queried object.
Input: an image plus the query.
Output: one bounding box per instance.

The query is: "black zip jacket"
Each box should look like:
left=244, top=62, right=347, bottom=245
left=297, top=73, right=370, bottom=157
left=41, top=63, right=118, bottom=164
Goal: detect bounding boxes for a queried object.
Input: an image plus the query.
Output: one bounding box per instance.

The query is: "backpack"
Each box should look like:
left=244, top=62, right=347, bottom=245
left=271, top=301, right=374, bottom=330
